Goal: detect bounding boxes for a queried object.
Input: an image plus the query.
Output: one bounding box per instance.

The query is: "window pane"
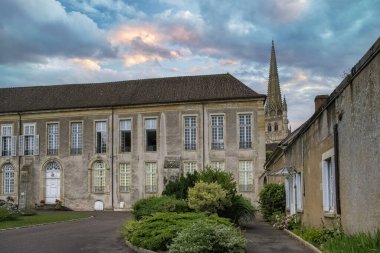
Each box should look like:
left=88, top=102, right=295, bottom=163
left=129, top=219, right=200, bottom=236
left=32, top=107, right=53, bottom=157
left=239, top=115, right=252, bottom=148
left=47, top=123, right=58, bottom=155
left=120, top=131, right=131, bottom=152
left=4, top=164, right=14, bottom=193
left=93, top=161, right=105, bottom=193
left=183, top=162, right=197, bottom=175
left=146, top=130, right=157, bottom=151
left=211, top=161, right=225, bottom=171
left=211, top=115, right=224, bottom=149
left=145, top=162, right=157, bottom=193
left=239, top=161, right=253, bottom=192
left=184, top=116, right=196, bottom=150
left=145, top=119, right=157, bottom=129
left=71, top=122, right=82, bottom=155
left=120, top=163, right=131, bottom=192
left=95, top=122, right=107, bottom=153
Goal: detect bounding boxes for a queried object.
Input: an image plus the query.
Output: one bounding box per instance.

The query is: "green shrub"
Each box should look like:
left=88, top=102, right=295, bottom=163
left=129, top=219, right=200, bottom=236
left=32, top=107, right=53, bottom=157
left=169, top=220, right=246, bottom=253
left=132, top=196, right=189, bottom=220
left=0, top=208, right=17, bottom=221
left=188, top=181, right=230, bottom=213
left=162, top=172, right=198, bottom=199
left=0, top=199, right=21, bottom=218
left=258, top=183, right=285, bottom=221
left=220, top=194, right=256, bottom=225
left=197, top=167, right=237, bottom=197
left=122, top=212, right=231, bottom=251
left=322, top=230, right=380, bottom=253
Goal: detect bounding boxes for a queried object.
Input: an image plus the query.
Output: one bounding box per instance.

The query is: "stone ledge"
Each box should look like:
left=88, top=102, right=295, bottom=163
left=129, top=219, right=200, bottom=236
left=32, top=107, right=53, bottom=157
left=284, top=229, right=322, bottom=253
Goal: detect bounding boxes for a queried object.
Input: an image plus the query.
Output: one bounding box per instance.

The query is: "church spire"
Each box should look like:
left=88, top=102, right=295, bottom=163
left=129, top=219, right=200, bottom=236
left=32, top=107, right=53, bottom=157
left=265, top=40, right=283, bottom=115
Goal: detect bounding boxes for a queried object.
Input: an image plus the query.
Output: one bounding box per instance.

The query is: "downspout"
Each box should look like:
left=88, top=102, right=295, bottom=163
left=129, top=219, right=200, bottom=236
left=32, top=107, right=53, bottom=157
left=333, top=124, right=341, bottom=214
left=111, top=108, right=114, bottom=210
left=17, top=112, right=22, bottom=208
left=202, top=103, right=205, bottom=168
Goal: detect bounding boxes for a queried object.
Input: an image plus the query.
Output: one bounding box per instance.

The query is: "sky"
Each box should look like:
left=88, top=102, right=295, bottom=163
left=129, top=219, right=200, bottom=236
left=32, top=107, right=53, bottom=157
left=0, top=0, right=379, bottom=129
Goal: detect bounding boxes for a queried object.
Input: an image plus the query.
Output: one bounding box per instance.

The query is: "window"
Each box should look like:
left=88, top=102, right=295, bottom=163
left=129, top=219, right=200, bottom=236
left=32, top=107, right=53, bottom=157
left=3, top=164, right=14, bottom=193
left=285, top=174, right=297, bottom=214
left=211, top=161, right=225, bottom=171
left=296, top=172, right=303, bottom=211
left=71, top=122, right=82, bottom=155
left=183, top=162, right=197, bottom=175
left=1, top=125, right=16, bottom=157
left=120, top=120, right=131, bottom=152
left=184, top=116, right=196, bottom=150
left=239, top=161, right=253, bottom=192
left=93, top=161, right=105, bottom=193
left=267, top=123, right=272, bottom=132
left=47, top=123, right=59, bottom=155
left=119, top=163, right=131, bottom=192
left=322, top=150, right=336, bottom=213
left=145, top=162, right=157, bottom=193
left=274, top=122, right=279, bottom=131
left=145, top=119, right=157, bottom=152
left=211, top=115, right=224, bottom=149
left=20, top=123, right=39, bottom=156
left=239, top=114, right=252, bottom=148
left=95, top=121, right=107, bottom=153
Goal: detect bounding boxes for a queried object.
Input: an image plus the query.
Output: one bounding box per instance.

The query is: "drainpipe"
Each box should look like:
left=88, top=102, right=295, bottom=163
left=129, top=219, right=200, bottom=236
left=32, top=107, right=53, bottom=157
left=111, top=108, right=114, bottom=210
left=202, top=103, right=205, bottom=168
left=333, top=124, right=341, bottom=214
left=17, top=112, right=22, bottom=208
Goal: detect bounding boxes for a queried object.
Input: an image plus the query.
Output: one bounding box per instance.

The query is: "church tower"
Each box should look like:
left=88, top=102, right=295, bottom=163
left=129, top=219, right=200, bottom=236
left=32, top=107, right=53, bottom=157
left=265, top=41, right=290, bottom=145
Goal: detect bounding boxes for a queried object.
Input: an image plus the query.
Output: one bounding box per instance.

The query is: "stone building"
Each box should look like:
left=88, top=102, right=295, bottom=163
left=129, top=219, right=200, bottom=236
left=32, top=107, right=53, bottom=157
left=265, top=37, right=380, bottom=234
left=0, top=73, right=266, bottom=210
left=265, top=41, right=290, bottom=149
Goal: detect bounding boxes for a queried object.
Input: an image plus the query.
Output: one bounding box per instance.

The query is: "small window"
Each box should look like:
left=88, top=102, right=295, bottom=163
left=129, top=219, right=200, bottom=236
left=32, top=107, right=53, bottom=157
left=145, top=162, right=157, bottom=193
left=239, top=161, right=253, bottom=192
left=1, top=125, right=15, bottom=157
left=267, top=123, right=272, bottom=132
left=20, top=123, right=39, bottom=156
left=145, top=119, right=157, bottom=152
left=119, top=163, right=131, bottom=192
left=95, top=121, right=107, bottom=153
left=120, top=120, right=132, bottom=152
left=93, top=161, right=105, bottom=193
left=47, top=123, right=59, bottom=155
left=183, top=162, right=197, bottom=175
left=211, top=161, right=225, bottom=171
left=71, top=122, right=82, bottom=155
left=239, top=114, right=252, bottom=149
left=274, top=122, right=279, bottom=131
left=211, top=115, right=224, bottom=149
left=322, top=152, right=336, bottom=213
left=184, top=116, right=196, bottom=150
left=3, top=164, right=14, bottom=193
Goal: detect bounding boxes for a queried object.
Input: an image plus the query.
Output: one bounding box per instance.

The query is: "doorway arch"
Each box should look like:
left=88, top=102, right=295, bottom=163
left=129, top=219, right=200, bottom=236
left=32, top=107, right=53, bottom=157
left=45, top=161, right=61, bottom=204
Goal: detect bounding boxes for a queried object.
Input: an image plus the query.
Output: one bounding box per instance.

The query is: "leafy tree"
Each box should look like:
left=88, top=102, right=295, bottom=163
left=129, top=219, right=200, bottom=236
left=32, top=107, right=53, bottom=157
left=162, top=172, right=198, bottom=199
left=258, top=183, right=286, bottom=221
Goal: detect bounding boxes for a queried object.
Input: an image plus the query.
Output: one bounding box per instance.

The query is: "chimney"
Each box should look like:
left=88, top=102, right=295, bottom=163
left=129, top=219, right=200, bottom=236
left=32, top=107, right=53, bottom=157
left=314, top=95, right=329, bottom=112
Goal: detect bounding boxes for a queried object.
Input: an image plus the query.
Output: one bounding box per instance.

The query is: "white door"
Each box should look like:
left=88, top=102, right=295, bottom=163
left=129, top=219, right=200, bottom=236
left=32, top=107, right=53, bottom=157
left=45, top=162, right=61, bottom=204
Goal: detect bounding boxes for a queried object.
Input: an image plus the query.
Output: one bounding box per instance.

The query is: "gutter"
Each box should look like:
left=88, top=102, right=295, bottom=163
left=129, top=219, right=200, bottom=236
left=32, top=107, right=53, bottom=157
left=111, top=108, right=114, bottom=210
left=17, top=112, right=22, bottom=208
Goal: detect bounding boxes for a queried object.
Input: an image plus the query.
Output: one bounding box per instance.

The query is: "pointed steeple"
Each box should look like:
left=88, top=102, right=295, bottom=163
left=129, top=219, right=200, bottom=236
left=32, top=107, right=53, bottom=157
left=283, top=96, right=287, bottom=111
left=265, top=40, right=283, bottom=115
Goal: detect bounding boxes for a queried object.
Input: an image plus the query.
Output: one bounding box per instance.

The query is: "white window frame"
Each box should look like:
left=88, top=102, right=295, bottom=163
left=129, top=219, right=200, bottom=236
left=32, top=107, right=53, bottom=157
left=145, top=162, right=157, bottom=193
left=183, top=116, right=197, bottom=151
left=211, top=115, right=224, bottom=150
left=20, top=123, right=39, bottom=156
left=119, top=163, right=131, bottom=193
left=238, top=114, right=252, bottom=149
left=211, top=161, right=225, bottom=171
left=239, top=161, right=253, bottom=192
left=285, top=174, right=297, bottom=215
left=70, top=122, right=83, bottom=155
left=145, top=118, right=157, bottom=152
left=120, top=119, right=132, bottom=153
left=183, top=161, right=197, bottom=175
left=3, top=164, right=15, bottom=194
left=93, top=161, right=105, bottom=193
left=322, top=148, right=336, bottom=213
left=296, top=172, right=303, bottom=211
left=95, top=121, right=107, bottom=154
left=1, top=124, right=16, bottom=157
left=47, top=123, right=59, bottom=155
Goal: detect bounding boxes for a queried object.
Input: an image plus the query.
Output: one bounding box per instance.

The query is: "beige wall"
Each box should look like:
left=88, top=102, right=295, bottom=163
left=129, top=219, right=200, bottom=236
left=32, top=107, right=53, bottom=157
left=0, top=99, right=265, bottom=210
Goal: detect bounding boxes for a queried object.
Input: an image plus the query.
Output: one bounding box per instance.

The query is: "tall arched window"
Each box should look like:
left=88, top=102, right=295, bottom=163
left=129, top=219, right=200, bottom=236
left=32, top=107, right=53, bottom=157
left=274, top=122, right=279, bottom=131
left=267, top=123, right=272, bottom=132
left=4, top=164, right=14, bottom=193
left=93, top=161, right=105, bottom=193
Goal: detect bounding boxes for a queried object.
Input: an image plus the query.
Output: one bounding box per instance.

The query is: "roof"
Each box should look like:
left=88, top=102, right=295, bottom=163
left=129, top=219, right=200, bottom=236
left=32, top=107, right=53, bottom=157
left=265, top=36, right=380, bottom=169
left=0, top=73, right=265, bottom=114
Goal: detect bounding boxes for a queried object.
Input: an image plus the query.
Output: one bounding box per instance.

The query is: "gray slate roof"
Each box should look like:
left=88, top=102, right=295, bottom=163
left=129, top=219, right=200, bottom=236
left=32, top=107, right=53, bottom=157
left=0, top=73, right=265, bottom=114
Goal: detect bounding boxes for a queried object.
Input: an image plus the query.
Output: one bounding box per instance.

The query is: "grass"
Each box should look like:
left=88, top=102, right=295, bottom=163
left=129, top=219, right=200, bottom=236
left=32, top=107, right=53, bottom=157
left=0, top=212, right=91, bottom=229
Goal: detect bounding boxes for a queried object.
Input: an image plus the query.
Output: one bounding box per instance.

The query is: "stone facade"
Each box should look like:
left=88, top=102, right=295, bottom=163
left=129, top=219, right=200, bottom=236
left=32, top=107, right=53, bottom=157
left=265, top=37, right=380, bottom=234
left=0, top=74, right=266, bottom=211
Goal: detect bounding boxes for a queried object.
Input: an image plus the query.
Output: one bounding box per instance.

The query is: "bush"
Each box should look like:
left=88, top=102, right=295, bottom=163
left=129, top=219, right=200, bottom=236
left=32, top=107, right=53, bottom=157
left=220, top=194, right=256, bottom=225
left=132, top=196, right=188, bottom=220
left=0, top=208, right=17, bottom=221
left=162, top=172, right=198, bottom=199
left=169, top=220, right=246, bottom=253
left=258, top=183, right=285, bottom=221
left=271, top=212, right=298, bottom=230
left=322, top=230, right=380, bottom=253
left=122, top=212, right=231, bottom=251
left=188, top=181, right=230, bottom=213
left=0, top=199, right=21, bottom=218
left=197, top=167, right=237, bottom=197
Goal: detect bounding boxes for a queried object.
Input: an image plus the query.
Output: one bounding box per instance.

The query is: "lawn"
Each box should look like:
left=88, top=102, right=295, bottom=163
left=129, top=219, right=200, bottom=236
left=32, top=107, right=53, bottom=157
left=0, top=212, right=91, bottom=229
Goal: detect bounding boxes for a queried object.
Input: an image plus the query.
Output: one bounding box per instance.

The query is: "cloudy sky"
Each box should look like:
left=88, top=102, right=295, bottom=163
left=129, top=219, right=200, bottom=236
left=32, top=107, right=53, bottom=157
left=0, top=0, right=378, bottom=128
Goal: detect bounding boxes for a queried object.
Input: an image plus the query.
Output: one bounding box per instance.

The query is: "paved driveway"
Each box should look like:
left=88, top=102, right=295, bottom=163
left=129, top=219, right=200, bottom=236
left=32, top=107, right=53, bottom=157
left=0, top=212, right=313, bottom=253
left=0, top=212, right=133, bottom=253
